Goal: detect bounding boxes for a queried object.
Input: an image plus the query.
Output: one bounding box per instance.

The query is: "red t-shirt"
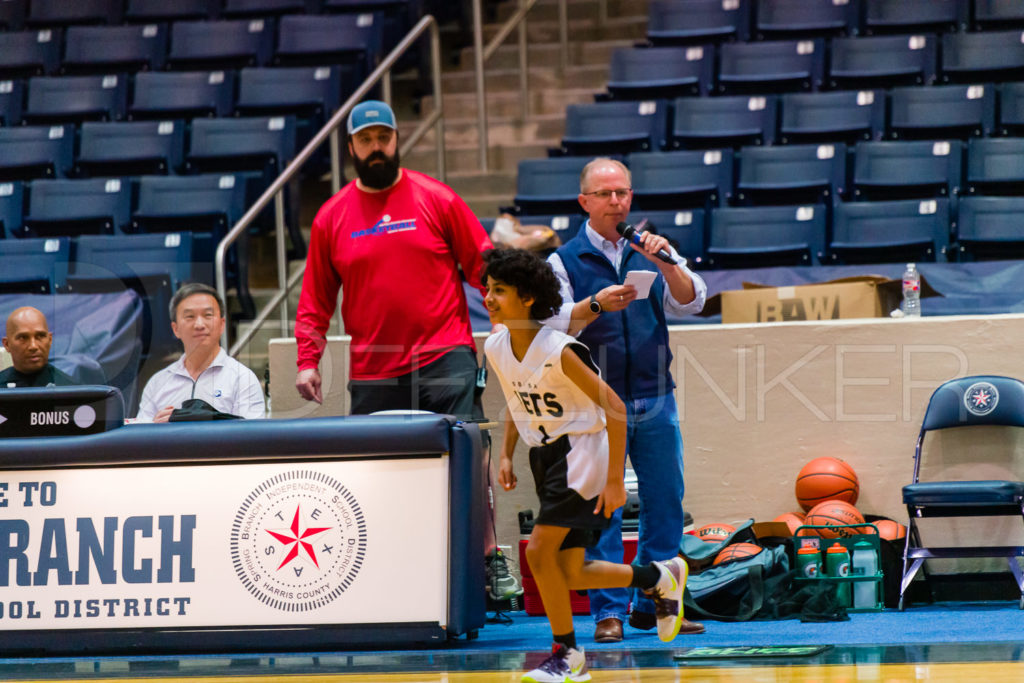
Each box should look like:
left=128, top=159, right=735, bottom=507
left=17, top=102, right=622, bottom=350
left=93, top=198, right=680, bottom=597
left=295, top=169, right=492, bottom=380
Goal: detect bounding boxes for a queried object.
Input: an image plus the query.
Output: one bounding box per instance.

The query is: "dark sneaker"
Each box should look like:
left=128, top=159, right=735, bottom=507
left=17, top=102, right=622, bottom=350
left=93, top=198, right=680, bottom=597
left=642, top=557, right=688, bottom=642
left=486, top=547, right=524, bottom=601
left=522, top=643, right=591, bottom=682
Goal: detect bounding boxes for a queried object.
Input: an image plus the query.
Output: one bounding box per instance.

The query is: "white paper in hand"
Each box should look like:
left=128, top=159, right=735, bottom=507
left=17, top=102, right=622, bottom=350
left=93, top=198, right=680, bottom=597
left=623, top=270, right=658, bottom=299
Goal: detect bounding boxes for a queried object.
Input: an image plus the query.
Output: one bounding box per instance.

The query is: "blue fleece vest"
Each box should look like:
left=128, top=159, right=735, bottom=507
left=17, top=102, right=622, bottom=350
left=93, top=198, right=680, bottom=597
left=557, top=228, right=674, bottom=400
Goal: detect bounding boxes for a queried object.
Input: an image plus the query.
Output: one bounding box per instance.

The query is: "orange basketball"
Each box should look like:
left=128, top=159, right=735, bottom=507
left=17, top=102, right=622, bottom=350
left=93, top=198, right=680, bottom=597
left=795, top=457, right=860, bottom=512
left=774, top=511, right=806, bottom=535
left=694, top=523, right=736, bottom=543
left=712, top=542, right=763, bottom=566
left=803, top=500, right=865, bottom=538
left=874, top=519, right=907, bottom=541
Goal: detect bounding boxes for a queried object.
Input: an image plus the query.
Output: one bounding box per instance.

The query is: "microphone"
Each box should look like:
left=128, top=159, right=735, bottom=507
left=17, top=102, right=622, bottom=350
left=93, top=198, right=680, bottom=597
left=616, top=220, right=677, bottom=265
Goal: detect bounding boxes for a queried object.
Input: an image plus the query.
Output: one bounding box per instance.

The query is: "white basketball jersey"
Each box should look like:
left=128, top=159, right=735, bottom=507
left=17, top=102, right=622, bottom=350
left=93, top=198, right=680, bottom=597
left=485, top=325, right=609, bottom=500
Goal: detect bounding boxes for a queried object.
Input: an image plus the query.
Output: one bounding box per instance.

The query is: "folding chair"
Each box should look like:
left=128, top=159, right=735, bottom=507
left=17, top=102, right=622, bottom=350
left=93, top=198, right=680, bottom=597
left=900, top=375, right=1024, bottom=610
left=778, top=90, right=883, bottom=145
left=888, top=84, right=995, bottom=140
left=828, top=34, right=936, bottom=90
left=627, top=149, right=733, bottom=211
left=561, top=100, right=668, bottom=156
left=717, top=39, right=825, bottom=95
left=61, top=24, right=168, bottom=75
left=669, top=94, right=777, bottom=149
left=606, top=46, right=713, bottom=100
left=707, top=204, right=825, bottom=268
left=76, top=120, right=186, bottom=177
left=0, top=29, right=61, bottom=79
left=828, top=198, right=951, bottom=264
left=130, top=70, right=236, bottom=120
left=647, top=0, right=750, bottom=44
left=955, top=196, right=1024, bottom=261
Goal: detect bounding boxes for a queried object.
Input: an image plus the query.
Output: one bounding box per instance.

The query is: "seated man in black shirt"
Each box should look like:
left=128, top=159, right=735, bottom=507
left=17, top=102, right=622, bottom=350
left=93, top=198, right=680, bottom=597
left=0, top=306, right=75, bottom=388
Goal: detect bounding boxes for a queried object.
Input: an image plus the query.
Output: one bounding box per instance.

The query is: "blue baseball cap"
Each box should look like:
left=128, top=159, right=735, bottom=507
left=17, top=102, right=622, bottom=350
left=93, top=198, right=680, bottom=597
left=347, top=100, right=397, bottom=135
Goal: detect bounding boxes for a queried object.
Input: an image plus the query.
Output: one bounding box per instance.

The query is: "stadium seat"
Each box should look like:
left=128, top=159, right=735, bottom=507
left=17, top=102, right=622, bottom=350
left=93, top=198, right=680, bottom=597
left=560, top=100, right=668, bottom=156
left=222, top=0, right=311, bottom=16
left=753, top=0, right=858, bottom=39
left=273, top=13, right=383, bottom=95
left=0, top=29, right=61, bottom=79
left=707, top=204, right=825, bottom=268
left=778, top=90, right=884, bottom=145
left=828, top=34, right=936, bottom=89
left=76, top=120, right=186, bottom=177
left=940, top=30, right=1024, bottom=84
left=973, top=0, right=1024, bottom=30
left=997, top=82, right=1024, bottom=135
left=627, top=149, right=733, bottom=210
left=717, top=39, right=825, bottom=95
left=606, top=46, right=713, bottom=100
left=852, top=140, right=963, bottom=200
left=322, top=0, right=424, bottom=57
left=0, top=79, right=24, bottom=126
left=61, top=24, right=168, bottom=75
left=899, top=375, right=1024, bottom=610
left=0, top=124, right=74, bottom=182
left=647, top=0, right=750, bottom=44
left=956, top=196, right=1024, bottom=260
left=0, top=182, right=24, bottom=239
left=862, top=0, right=968, bottom=35
left=669, top=95, right=777, bottom=149
left=888, top=84, right=995, bottom=140
left=828, top=198, right=951, bottom=264
left=130, top=70, right=236, bottom=120
left=514, top=156, right=591, bottom=216
left=167, top=19, right=274, bottom=71
left=0, top=236, right=69, bottom=294
left=25, top=0, right=122, bottom=26
left=23, top=178, right=132, bottom=238
left=235, top=66, right=342, bottom=150
left=965, top=137, right=1024, bottom=196
left=735, top=143, right=848, bottom=205
left=0, top=0, right=26, bottom=31
left=24, top=74, right=128, bottom=124
left=124, top=0, right=218, bottom=22
left=634, top=209, right=707, bottom=268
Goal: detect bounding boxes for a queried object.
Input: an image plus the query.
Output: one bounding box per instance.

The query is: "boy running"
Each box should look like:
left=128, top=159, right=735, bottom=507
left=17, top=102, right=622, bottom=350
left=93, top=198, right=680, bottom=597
left=482, top=248, right=688, bottom=683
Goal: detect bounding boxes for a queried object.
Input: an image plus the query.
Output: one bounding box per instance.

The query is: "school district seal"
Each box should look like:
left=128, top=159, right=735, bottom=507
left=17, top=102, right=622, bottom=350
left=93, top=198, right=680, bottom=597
left=230, top=469, right=367, bottom=612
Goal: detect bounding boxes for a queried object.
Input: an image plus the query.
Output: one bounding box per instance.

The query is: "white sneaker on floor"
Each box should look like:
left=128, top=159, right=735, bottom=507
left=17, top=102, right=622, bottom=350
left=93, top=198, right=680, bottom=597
left=643, top=557, right=688, bottom=642
left=521, top=643, right=591, bottom=682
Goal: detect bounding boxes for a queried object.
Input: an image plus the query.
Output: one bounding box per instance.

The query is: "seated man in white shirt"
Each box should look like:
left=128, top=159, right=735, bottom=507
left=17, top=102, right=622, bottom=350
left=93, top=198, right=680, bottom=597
left=136, top=283, right=265, bottom=422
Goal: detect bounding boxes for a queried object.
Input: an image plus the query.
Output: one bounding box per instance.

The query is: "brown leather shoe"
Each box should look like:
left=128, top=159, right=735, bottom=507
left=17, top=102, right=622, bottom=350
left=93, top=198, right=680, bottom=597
left=678, top=618, right=706, bottom=634
left=629, top=611, right=706, bottom=634
left=594, top=617, right=623, bottom=643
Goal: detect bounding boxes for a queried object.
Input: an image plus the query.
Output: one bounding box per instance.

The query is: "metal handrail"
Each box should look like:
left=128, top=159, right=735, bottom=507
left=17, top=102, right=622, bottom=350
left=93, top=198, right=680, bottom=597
left=218, top=15, right=444, bottom=353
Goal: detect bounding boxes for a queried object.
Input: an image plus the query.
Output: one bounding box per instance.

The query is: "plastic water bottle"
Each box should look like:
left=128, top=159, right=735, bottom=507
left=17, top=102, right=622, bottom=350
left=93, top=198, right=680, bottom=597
left=825, top=542, right=851, bottom=607
left=851, top=540, right=879, bottom=609
left=796, top=546, right=822, bottom=578
left=902, top=263, right=921, bottom=317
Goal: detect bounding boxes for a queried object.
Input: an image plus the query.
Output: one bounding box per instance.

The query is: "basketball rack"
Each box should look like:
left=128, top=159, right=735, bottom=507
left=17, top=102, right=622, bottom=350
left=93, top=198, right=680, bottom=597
left=794, top=522, right=884, bottom=612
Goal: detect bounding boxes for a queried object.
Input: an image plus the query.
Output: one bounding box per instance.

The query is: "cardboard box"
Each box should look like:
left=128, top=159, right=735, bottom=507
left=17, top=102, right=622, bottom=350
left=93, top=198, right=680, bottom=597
left=711, top=275, right=939, bottom=324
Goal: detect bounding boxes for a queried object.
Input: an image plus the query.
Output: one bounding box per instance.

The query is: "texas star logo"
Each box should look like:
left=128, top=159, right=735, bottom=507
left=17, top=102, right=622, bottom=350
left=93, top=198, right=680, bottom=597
left=230, top=470, right=367, bottom=612
left=963, top=381, right=999, bottom=417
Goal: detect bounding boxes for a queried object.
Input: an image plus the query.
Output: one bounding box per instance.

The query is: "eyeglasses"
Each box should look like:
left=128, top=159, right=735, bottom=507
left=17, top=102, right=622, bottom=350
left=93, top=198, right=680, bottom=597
left=583, top=188, right=632, bottom=200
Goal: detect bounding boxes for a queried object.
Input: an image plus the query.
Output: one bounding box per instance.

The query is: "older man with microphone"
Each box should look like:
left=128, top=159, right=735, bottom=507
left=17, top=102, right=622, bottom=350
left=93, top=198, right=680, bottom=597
left=545, top=156, right=707, bottom=644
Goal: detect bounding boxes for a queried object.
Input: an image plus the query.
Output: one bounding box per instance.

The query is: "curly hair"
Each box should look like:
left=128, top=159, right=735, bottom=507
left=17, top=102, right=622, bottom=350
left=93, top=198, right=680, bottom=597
left=481, top=247, right=563, bottom=321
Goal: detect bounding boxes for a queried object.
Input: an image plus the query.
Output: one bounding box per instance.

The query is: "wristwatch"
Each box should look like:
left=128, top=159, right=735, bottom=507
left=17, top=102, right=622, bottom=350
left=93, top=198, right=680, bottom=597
left=589, top=294, right=602, bottom=314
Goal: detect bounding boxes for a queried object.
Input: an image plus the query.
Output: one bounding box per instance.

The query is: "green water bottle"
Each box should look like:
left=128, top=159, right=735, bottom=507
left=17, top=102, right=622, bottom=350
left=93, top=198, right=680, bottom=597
left=796, top=545, right=822, bottom=578
left=825, top=542, right=851, bottom=607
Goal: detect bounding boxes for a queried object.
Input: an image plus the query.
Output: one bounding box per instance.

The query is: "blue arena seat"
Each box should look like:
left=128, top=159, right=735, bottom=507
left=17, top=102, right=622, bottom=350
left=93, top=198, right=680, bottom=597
left=852, top=140, right=963, bottom=200
left=862, top=0, right=968, bottom=35
left=829, top=198, right=951, bottom=264
left=888, top=84, right=995, bottom=140
left=735, top=143, right=848, bottom=205
left=606, top=46, right=713, bottom=99
left=0, top=79, right=24, bottom=126
left=514, top=156, right=590, bottom=216
left=273, top=13, right=383, bottom=90
left=322, top=0, right=423, bottom=55
left=635, top=208, right=707, bottom=268
left=778, top=90, right=884, bottom=145
left=124, top=0, right=219, bottom=22
left=61, top=24, right=168, bottom=75
left=0, top=0, right=25, bottom=31
left=997, top=82, right=1024, bottom=135
left=956, top=196, right=1024, bottom=260
left=973, top=0, right=1024, bottom=30
left=707, top=204, right=825, bottom=268
left=25, top=0, right=122, bottom=26
left=0, top=124, right=74, bottom=182
left=235, top=66, right=342, bottom=149
left=167, top=19, right=274, bottom=71
left=0, top=182, right=24, bottom=239
left=561, top=100, right=668, bottom=156
left=669, top=95, right=777, bottom=149
left=648, top=0, right=750, bottom=44
left=940, top=30, right=1024, bottom=84
left=130, top=70, right=236, bottom=120
left=76, top=120, right=186, bottom=177
left=223, top=0, right=311, bottom=16
left=0, top=29, right=61, bottom=79
left=627, top=149, right=733, bottom=210
left=25, top=74, right=128, bottom=124
left=753, top=0, right=858, bottom=39
left=965, top=137, right=1024, bottom=196
left=24, top=178, right=132, bottom=238
left=828, top=34, right=936, bottom=89
left=717, top=39, right=825, bottom=95
left=0, top=236, right=69, bottom=294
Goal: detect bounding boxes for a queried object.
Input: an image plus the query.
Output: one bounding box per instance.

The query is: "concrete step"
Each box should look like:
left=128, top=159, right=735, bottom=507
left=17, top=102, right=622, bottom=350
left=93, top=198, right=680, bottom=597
left=441, top=62, right=610, bottom=94
left=422, top=86, right=597, bottom=119
left=408, top=113, right=566, bottom=148
left=444, top=169, right=517, bottom=197
left=481, top=14, right=649, bottom=44
left=462, top=193, right=516, bottom=218
left=454, top=37, right=637, bottom=72
left=493, top=0, right=652, bottom=24
left=405, top=139, right=555, bottom=175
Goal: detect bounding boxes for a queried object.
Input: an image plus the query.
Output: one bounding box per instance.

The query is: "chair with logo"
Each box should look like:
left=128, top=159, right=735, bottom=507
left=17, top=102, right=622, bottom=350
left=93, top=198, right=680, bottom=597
left=900, top=375, right=1024, bottom=609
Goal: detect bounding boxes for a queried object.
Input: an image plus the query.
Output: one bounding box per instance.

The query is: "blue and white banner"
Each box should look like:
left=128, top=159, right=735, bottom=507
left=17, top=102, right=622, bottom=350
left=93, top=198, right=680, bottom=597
left=0, top=458, right=449, bottom=630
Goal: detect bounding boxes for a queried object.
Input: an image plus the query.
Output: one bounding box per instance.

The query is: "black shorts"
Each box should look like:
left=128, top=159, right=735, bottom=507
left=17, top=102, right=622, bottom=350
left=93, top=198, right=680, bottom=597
left=349, top=346, right=479, bottom=420
left=530, top=435, right=608, bottom=551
